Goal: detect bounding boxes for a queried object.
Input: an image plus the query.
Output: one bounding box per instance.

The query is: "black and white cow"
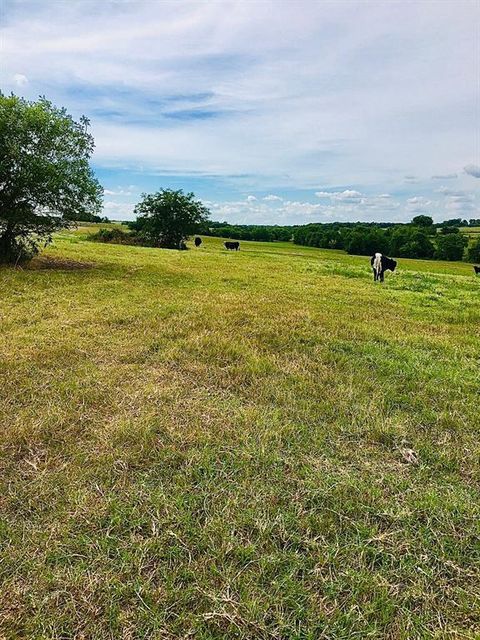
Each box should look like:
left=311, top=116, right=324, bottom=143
left=224, top=241, right=240, bottom=251
left=194, top=237, right=202, bottom=247
left=474, top=265, right=480, bottom=275
left=370, top=253, right=397, bottom=282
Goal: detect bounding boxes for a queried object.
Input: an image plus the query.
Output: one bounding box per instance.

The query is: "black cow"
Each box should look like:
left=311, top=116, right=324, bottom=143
left=224, top=241, right=240, bottom=251
left=194, top=237, right=202, bottom=247
left=371, top=252, right=397, bottom=282
left=474, top=265, right=480, bottom=274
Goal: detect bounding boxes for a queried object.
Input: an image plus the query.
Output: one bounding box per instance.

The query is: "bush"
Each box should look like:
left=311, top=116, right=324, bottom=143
left=88, top=227, right=136, bottom=245
left=467, top=238, right=480, bottom=263
left=440, top=226, right=460, bottom=235
left=0, top=236, right=39, bottom=265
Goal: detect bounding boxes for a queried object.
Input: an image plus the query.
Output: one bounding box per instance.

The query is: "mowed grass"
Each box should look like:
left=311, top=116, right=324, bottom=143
left=1, top=230, right=479, bottom=639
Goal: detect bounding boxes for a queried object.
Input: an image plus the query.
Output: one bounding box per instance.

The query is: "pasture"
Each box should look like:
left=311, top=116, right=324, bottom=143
left=1, top=230, right=479, bottom=639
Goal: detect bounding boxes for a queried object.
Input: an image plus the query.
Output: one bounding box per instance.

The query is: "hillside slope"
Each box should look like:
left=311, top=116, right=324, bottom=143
left=1, top=233, right=479, bottom=639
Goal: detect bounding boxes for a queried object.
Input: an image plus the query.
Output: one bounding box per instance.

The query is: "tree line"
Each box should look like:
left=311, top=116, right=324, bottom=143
left=292, top=217, right=479, bottom=262
left=205, top=217, right=480, bottom=262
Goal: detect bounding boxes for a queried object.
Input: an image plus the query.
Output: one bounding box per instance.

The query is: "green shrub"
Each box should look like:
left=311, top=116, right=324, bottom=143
left=467, top=238, right=480, bottom=263
left=88, top=227, right=136, bottom=245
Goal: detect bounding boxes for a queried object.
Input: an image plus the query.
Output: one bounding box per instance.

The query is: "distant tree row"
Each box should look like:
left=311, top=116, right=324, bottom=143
left=440, top=218, right=480, bottom=227
left=202, top=222, right=293, bottom=242
left=204, top=217, right=480, bottom=246
left=293, top=218, right=479, bottom=262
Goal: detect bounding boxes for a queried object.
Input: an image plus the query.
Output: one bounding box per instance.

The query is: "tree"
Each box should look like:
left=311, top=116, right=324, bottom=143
left=434, top=233, right=467, bottom=261
left=440, top=226, right=460, bottom=235
left=389, top=227, right=435, bottom=258
left=441, top=218, right=464, bottom=227
left=412, top=215, right=433, bottom=228
left=467, top=238, right=480, bottom=263
left=0, top=94, right=103, bottom=263
left=130, top=189, right=210, bottom=249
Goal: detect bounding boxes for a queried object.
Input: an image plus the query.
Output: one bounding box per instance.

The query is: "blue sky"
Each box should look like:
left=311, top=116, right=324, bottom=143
left=2, top=0, right=479, bottom=224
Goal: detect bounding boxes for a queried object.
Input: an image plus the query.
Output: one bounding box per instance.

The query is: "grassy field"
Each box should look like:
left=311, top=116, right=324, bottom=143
left=1, top=229, right=479, bottom=639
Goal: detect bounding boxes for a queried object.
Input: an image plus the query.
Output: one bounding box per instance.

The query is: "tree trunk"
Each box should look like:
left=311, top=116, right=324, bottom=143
left=0, top=224, right=17, bottom=263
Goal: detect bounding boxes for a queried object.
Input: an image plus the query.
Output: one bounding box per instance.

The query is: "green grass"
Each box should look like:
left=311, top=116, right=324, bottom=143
left=1, top=231, right=479, bottom=639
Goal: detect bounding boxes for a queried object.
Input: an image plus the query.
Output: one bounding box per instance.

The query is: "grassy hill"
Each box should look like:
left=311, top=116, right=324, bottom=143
left=1, top=230, right=479, bottom=639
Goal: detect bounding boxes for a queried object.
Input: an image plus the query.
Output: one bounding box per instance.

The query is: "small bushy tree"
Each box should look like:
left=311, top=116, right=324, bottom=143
left=130, top=189, right=209, bottom=249
left=412, top=215, right=433, bottom=228
left=434, top=233, right=467, bottom=261
left=0, top=94, right=103, bottom=263
left=467, top=238, right=480, bottom=263
left=440, top=226, right=460, bottom=235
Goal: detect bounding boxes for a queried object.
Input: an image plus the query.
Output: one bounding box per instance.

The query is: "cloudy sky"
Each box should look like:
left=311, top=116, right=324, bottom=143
left=2, top=0, right=479, bottom=224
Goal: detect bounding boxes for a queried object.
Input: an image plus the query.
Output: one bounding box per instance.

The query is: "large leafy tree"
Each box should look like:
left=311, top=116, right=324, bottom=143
left=130, top=189, right=210, bottom=249
left=0, top=94, right=103, bottom=263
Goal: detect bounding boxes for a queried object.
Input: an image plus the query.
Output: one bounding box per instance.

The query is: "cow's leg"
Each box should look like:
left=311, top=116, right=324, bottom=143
left=380, top=270, right=384, bottom=282
left=373, top=268, right=377, bottom=281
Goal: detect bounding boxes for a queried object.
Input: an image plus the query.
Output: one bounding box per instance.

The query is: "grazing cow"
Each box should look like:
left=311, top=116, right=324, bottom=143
left=224, top=241, right=240, bottom=251
left=370, top=252, right=397, bottom=282
left=194, top=237, right=202, bottom=247
left=474, top=265, right=480, bottom=274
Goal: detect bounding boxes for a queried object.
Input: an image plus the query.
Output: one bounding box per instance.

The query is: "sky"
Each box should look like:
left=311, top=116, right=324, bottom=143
left=1, top=0, right=479, bottom=224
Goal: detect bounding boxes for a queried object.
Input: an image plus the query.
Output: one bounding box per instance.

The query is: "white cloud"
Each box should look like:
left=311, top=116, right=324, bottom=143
left=437, top=186, right=477, bottom=216
left=403, top=175, right=420, bottom=184
left=13, top=73, right=28, bottom=87
left=407, top=196, right=431, bottom=205
left=246, top=195, right=257, bottom=202
left=431, top=173, right=457, bottom=179
left=263, top=194, right=283, bottom=201
left=202, top=191, right=403, bottom=225
left=315, top=190, right=362, bottom=200
left=437, top=187, right=464, bottom=196
left=336, top=190, right=362, bottom=200
left=405, top=196, right=433, bottom=214
left=464, top=164, right=480, bottom=178
left=103, top=200, right=135, bottom=219
left=104, top=186, right=137, bottom=196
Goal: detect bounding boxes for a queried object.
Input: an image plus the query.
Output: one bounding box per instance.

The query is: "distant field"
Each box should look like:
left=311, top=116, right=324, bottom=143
left=1, top=230, right=479, bottom=639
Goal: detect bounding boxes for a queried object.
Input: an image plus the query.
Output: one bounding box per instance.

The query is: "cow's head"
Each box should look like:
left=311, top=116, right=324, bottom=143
left=391, top=259, right=397, bottom=272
